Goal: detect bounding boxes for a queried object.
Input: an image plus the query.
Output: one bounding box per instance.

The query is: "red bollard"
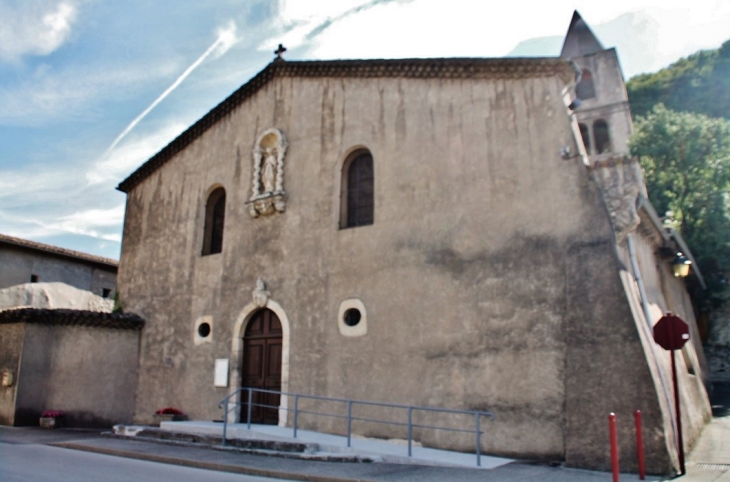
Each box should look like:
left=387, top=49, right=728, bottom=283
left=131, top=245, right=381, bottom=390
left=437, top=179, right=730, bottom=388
left=635, top=410, right=645, bottom=480
left=609, top=413, right=619, bottom=482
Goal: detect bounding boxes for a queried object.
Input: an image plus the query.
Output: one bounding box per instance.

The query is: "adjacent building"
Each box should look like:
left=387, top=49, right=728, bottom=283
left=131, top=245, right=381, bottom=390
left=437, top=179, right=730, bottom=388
left=0, top=233, right=118, bottom=298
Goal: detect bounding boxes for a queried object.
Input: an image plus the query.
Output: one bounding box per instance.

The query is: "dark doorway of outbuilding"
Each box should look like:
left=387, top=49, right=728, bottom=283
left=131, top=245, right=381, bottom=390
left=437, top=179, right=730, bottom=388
left=241, top=308, right=282, bottom=424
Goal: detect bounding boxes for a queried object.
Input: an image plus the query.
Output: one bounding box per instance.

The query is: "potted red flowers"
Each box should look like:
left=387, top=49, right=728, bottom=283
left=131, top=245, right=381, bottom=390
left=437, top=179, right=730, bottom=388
left=39, top=410, right=64, bottom=429
left=153, top=407, right=186, bottom=425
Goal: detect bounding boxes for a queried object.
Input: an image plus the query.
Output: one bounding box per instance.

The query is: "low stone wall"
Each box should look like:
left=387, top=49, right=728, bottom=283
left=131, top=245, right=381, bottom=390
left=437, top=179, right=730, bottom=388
left=0, top=308, right=144, bottom=427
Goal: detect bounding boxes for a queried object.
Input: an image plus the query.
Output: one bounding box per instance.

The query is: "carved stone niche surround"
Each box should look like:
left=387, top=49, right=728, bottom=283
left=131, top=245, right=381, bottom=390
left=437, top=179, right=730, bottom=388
left=248, top=128, right=288, bottom=217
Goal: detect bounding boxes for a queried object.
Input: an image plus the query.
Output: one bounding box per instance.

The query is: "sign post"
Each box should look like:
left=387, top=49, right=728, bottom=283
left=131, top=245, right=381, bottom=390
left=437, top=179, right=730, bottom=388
left=653, top=313, right=690, bottom=476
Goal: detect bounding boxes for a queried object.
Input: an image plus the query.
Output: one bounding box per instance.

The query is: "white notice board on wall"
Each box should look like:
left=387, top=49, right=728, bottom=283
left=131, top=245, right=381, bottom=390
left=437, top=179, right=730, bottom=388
left=214, top=359, right=229, bottom=387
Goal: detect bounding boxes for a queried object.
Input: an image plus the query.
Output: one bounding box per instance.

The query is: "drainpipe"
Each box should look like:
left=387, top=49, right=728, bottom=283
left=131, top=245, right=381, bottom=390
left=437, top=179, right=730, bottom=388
left=627, top=233, right=679, bottom=455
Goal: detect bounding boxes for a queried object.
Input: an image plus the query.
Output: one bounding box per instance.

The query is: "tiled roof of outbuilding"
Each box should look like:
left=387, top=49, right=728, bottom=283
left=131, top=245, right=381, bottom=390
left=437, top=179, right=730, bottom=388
left=0, top=307, right=144, bottom=330
left=116, top=57, right=574, bottom=193
left=0, top=233, right=118, bottom=269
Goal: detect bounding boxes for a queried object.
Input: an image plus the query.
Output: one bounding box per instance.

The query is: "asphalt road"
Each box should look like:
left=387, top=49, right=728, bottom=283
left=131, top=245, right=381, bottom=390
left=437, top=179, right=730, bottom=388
left=0, top=442, right=294, bottom=482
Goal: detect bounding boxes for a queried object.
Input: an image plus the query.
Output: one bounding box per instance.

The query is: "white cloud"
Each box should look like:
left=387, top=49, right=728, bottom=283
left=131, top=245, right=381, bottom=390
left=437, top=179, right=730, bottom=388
left=0, top=16, right=244, bottom=253
left=0, top=124, right=154, bottom=243
left=0, top=205, right=123, bottom=243
left=0, top=124, right=182, bottom=246
left=0, top=60, right=181, bottom=126
left=88, top=122, right=189, bottom=185
left=258, top=0, right=410, bottom=53
left=213, top=21, right=241, bottom=59
left=0, top=1, right=79, bottom=62
left=262, top=0, right=730, bottom=74
left=48, top=205, right=124, bottom=241
left=105, top=22, right=241, bottom=152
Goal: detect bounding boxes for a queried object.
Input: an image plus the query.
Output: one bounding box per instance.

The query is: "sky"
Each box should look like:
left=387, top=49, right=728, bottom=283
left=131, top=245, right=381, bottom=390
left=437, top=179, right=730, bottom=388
left=1, top=0, right=729, bottom=260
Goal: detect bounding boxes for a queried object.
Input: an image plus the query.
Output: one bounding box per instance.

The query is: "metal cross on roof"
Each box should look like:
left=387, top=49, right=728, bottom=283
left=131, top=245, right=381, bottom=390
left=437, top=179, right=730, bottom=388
left=274, top=44, right=287, bottom=60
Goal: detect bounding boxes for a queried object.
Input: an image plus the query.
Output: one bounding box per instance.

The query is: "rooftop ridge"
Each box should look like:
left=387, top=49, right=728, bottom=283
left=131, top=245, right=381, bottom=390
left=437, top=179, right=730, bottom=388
left=0, top=233, right=118, bottom=268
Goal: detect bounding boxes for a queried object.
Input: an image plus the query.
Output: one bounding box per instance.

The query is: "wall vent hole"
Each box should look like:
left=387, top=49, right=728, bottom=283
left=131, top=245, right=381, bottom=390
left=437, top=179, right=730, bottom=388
left=198, top=322, right=211, bottom=338
left=343, top=309, right=362, bottom=327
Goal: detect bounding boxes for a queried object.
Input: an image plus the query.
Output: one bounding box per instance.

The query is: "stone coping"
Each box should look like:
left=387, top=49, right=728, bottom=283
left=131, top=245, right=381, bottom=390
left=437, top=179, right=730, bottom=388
left=0, top=307, right=144, bottom=330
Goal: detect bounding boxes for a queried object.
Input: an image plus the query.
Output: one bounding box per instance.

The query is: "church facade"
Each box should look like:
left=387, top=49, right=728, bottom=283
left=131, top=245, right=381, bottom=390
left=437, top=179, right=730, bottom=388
left=116, top=13, right=711, bottom=474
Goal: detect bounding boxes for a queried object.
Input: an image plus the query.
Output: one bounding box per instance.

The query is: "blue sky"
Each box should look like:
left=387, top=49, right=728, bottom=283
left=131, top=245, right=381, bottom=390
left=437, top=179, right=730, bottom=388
left=2, top=0, right=729, bottom=260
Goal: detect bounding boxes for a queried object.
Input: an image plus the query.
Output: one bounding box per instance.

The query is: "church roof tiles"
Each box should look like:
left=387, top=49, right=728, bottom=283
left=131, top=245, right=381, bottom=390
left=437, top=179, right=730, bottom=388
left=0, top=307, right=144, bottom=330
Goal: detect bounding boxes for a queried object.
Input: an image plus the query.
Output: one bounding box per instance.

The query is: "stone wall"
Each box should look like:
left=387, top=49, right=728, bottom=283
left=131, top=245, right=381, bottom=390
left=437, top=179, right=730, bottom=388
left=0, top=323, right=24, bottom=425
left=116, top=65, right=684, bottom=469
left=0, top=310, right=143, bottom=427
left=13, top=323, right=139, bottom=426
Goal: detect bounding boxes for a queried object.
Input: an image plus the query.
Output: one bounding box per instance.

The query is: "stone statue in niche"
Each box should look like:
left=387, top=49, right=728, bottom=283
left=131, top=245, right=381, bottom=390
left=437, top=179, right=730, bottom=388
left=262, top=148, right=277, bottom=193
left=249, top=128, right=288, bottom=217
left=252, top=278, right=270, bottom=308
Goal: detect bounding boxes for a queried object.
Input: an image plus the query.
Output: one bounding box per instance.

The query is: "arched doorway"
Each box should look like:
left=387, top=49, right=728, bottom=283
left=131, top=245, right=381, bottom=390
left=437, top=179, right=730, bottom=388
left=241, top=308, right=282, bottom=424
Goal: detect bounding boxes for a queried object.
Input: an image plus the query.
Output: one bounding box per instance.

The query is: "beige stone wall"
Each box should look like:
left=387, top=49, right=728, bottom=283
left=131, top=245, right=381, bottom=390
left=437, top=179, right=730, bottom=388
left=13, top=324, right=139, bottom=426
left=119, top=71, right=667, bottom=465
left=617, top=233, right=712, bottom=466
left=0, top=323, right=24, bottom=425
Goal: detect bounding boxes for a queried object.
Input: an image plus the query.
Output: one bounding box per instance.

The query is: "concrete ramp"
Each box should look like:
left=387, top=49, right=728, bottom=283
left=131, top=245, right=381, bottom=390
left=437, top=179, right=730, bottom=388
left=159, top=421, right=514, bottom=470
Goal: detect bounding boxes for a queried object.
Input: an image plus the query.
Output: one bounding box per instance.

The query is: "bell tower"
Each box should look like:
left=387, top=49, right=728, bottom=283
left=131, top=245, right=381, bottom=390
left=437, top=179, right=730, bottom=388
left=561, top=11, right=634, bottom=159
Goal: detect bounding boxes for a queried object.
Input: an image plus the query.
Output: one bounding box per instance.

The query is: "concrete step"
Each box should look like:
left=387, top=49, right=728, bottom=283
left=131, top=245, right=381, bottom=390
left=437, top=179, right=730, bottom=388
left=111, top=425, right=379, bottom=463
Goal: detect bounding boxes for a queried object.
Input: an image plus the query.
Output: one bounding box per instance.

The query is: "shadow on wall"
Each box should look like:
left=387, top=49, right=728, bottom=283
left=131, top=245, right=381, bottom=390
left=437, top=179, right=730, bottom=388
left=709, top=382, right=730, bottom=417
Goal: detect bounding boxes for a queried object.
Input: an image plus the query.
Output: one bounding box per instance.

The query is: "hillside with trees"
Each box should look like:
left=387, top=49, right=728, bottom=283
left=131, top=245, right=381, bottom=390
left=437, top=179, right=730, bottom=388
left=627, top=39, right=730, bottom=120
left=628, top=40, right=730, bottom=312
left=630, top=106, right=730, bottom=310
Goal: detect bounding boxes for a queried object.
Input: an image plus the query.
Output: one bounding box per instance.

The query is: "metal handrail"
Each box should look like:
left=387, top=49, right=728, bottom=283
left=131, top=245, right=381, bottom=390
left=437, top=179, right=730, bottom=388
left=217, top=387, right=495, bottom=467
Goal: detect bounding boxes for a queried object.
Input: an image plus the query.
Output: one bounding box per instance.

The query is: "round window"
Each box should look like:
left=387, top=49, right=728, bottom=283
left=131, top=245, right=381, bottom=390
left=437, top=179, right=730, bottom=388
left=343, top=309, right=362, bottom=327
left=197, top=322, right=211, bottom=338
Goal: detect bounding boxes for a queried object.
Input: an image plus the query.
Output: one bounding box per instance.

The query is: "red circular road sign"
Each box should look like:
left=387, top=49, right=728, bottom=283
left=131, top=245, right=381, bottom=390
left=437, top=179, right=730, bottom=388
left=653, top=314, right=690, bottom=351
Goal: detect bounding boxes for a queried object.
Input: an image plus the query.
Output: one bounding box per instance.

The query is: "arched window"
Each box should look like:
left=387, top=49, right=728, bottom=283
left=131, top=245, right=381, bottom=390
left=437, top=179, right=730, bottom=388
left=202, top=187, right=226, bottom=256
left=340, top=150, right=374, bottom=229
left=578, top=123, right=591, bottom=154
left=593, top=120, right=611, bottom=154
left=576, top=70, right=596, bottom=100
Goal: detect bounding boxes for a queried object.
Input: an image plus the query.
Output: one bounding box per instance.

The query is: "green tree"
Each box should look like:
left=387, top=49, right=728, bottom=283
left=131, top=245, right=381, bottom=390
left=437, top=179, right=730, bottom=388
left=631, top=104, right=730, bottom=309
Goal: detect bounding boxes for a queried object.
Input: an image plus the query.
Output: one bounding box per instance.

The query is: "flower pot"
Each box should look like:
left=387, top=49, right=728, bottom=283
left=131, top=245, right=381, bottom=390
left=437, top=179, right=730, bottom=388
left=39, top=417, right=62, bottom=429
left=153, top=413, right=186, bottom=426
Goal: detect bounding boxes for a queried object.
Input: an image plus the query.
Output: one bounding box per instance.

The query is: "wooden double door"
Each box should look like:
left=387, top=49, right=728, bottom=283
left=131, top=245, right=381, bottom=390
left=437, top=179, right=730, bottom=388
left=241, top=309, right=282, bottom=424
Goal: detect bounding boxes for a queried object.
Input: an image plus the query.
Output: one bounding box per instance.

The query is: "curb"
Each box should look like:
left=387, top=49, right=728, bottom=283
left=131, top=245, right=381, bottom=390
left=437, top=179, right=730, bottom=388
left=52, top=441, right=380, bottom=482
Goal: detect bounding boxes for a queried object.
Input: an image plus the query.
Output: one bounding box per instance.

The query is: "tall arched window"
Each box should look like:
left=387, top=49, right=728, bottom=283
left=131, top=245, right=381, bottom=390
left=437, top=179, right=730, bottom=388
left=340, top=150, right=374, bottom=229
left=576, top=70, right=596, bottom=99
left=578, top=123, right=591, bottom=154
left=202, top=187, right=226, bottom=256
left=593, top=120, right=611, bottom=154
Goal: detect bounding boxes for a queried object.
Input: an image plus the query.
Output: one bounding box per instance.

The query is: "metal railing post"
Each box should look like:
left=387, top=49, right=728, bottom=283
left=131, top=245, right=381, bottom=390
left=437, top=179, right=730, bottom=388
left=347, top=400, right=353, bottom=448
left=216, top=388, right=496, bottom=460
left=408, top=406, right=413, bottom=457
left=293, top=395, right=299, bottom=438
left=222, top=398, right=229, bottom=446
left=475, top=412, right=481, bottom=467
left=247, top=388, right=253, bottom=430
